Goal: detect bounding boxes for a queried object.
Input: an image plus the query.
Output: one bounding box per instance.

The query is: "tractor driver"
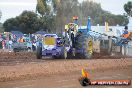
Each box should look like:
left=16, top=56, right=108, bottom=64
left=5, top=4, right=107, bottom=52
left=68, top=23, right=74, bottom=32
left=67, top=23, right=78, bottom=35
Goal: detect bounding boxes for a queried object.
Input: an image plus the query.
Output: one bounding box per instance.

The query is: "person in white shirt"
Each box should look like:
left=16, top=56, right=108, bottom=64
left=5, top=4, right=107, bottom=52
left=9, top=40, right=13, bottom=50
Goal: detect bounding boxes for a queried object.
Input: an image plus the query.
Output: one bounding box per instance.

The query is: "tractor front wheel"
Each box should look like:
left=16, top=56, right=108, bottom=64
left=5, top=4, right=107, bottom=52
left=61, top=47, right=67, bottom=59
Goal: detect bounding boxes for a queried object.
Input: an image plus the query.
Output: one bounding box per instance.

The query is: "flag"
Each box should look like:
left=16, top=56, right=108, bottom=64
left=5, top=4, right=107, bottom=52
left=81, top=68, right=89, bottom=77
left=105, top=22, right=109, bottom=32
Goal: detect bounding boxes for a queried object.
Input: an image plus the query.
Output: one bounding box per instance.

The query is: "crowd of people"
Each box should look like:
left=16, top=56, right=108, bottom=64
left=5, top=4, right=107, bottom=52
left=0, top=32, right=43, bottom=51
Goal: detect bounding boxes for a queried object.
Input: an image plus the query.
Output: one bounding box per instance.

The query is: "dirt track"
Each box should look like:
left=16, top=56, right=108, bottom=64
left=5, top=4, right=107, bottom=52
left=0, top=51, right=126, bottom=66
left=0, top=66, right=132, bottom=88
left=0, top=52, right=132, bottom=82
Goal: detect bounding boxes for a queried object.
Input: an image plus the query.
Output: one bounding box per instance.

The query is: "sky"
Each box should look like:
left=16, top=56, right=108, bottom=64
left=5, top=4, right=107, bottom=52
left=0, top=0, right=37, bottom=23
left=0, top=0, right=132, bottom=23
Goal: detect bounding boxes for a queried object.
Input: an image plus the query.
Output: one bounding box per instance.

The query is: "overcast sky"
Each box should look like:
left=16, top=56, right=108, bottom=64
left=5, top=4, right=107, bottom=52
left=0, top=0, right=131, bottom=23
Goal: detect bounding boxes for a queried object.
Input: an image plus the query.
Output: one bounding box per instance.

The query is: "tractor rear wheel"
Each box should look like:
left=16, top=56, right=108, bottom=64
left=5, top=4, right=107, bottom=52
left=36, top=46, right=42, bottom=59
left=76, top=34, right=93, bottom=59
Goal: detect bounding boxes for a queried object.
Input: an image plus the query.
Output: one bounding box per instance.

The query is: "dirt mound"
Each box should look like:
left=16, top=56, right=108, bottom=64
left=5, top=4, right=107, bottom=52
left=0, top=52, right=35, bottom=59
left=0, top=52, right=38, bottom=66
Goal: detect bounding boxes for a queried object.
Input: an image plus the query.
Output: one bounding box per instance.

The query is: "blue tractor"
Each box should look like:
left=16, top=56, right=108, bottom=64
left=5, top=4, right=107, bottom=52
left=63, top=16, right=93, bottom=59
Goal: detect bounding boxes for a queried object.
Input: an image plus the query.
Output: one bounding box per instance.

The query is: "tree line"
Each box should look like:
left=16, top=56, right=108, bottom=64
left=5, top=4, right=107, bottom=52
left=124, top=1, right=132, bottom=17
left=3, top=0, right=130, bottom=33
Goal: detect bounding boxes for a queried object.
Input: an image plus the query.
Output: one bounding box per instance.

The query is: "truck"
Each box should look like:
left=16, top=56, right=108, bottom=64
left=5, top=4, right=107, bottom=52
left=13, top=34, right=32, bottom=52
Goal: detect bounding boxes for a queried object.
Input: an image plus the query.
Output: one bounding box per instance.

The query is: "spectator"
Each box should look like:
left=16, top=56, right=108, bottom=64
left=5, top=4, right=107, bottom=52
left=9, top=39, right=13, bottom=50
left=19, top=37, right=25, bottom=43
left=2, top=40, right=5, bottom=49
left=32, top=40, right=36, bottom=51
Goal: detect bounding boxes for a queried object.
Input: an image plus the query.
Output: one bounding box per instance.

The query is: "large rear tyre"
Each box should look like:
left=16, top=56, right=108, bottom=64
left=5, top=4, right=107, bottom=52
left=83, top=35, right=93, bottom=59
left=36, top=46, right=42, bottom=59
left=76, top=34, right=93, bottom=59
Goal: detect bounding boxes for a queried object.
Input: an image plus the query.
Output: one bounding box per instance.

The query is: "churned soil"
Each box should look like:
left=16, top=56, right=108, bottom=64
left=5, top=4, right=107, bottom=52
left=0, top=51, right=132, bottom=82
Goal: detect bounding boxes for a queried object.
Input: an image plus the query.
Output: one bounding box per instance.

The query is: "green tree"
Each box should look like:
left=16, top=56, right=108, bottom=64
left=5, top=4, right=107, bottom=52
left=3, top=11, right=39, bottom=33
left=0, top=23, right=4, bottom=32
left=52, top=0, right=128, bottom=29
left=36, top=0, right=46, bottom=17
left=3, top=10, right=55, bottom=33
left=124, top=1, right=132, bottom=17
left=52, top=0, right=60, bottom=13
left=3, top=0, right=129, bottom=34
left=36, top=0, right=51, bottom=17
